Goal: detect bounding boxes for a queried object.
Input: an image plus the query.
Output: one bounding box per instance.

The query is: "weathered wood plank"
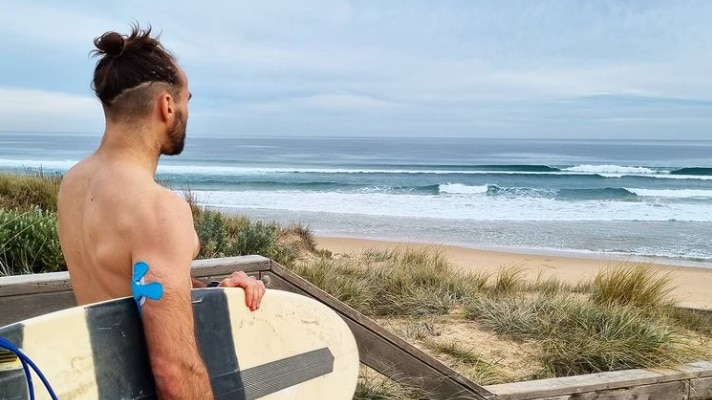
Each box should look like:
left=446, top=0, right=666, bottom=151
left=264, top=262, right=494, bottom=400
left=486, top=369, right=667, bottom=400
left=680, top=362, right=712, bottom=379
left=0, top=256, right=270, bottom=324
left=532, top=380, right=688, bottom=400
left=0, top=271, right=72, bottom=296
left=191, top=255, right=272, bottom=276
left=0, top=291, right=77, bottom=326
left=690, top=376, right=712, bottom=400
left=0, top=256, right=270, bottom=298
left=485, top=367, right=698, bottom=400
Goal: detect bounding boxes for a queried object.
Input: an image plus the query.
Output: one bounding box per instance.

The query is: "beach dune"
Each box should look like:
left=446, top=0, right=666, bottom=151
left=316, top=236, right=712, bottom=310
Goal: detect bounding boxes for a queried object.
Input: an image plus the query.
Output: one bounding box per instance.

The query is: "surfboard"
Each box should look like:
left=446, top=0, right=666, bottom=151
left=0, top=288, right=360, bottom=399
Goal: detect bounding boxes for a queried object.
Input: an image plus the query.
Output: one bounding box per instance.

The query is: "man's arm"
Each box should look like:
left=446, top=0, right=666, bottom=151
left=133, top=195, right=213, bottom=399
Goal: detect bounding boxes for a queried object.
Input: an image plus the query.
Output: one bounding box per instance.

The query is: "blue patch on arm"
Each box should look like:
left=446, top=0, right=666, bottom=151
left=131, top=261, right=164, bottom=314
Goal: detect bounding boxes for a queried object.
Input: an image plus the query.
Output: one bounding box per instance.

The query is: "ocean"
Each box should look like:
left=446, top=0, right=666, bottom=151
left=2, top=133, right=712, bottom=267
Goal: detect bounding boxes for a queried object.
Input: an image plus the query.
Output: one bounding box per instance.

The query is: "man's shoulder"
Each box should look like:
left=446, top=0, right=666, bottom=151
left=130, top=189, right=196, bottom=255
left=59, top=158, right=93, bottom=188
left=142, top=188, right=193, bottom=225
left=151, top=187, right=191, bottom=210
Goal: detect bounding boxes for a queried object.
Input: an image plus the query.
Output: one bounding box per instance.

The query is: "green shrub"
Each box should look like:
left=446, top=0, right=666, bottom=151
left=193, top=208, right=228, bottom=257
left=0, top=208, right=65, bottom=275
left=192, top=206, right=298, bottom=266
left=230, top=220, right=278, bottom=256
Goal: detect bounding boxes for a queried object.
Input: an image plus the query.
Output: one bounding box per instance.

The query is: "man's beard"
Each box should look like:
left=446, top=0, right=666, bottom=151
left=161, top=110, right=186, bottom=156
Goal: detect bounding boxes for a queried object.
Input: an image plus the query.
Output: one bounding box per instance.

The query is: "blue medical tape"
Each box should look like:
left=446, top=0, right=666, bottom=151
left=131, top=261, right=164, bottom=314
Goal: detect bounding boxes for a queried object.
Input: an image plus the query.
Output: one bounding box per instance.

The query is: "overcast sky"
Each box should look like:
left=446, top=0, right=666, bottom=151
left=1, top=1, right=711, bottom=139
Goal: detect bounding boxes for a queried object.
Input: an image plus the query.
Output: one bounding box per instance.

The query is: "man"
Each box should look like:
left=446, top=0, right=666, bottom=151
left=57, top=25, right=266, bottom=399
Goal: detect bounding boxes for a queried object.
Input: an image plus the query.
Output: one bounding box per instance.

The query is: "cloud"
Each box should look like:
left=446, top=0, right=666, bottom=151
left=0, top=88, right=102, bottom=132
left=247, top=93, right=398, bottom=113
left=1, top=1, right=711, bottom=138
left=0, top=2, right=123, bottom=46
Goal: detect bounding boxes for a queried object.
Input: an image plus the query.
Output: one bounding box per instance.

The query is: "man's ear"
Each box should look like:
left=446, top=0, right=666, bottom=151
left=158, top=93, right=175, bottom=122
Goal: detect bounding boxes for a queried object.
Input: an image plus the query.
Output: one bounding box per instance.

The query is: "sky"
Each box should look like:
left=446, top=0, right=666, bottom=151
left=1, top=1, right=711, bottom=139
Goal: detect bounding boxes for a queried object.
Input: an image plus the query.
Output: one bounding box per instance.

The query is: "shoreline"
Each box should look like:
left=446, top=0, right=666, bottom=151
left=316, top=232, right=712, bottom=270
left=221, top=207, right=712, bottom=268
left=314, top=235, right=712, bottom=310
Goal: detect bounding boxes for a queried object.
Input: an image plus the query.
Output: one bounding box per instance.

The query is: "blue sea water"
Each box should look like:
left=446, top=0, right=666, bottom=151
left=2, top=133, right=712, bottom=266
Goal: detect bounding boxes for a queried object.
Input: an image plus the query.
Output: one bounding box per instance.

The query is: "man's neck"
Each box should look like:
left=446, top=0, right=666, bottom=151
left=97, top=124, right=162, bottom=175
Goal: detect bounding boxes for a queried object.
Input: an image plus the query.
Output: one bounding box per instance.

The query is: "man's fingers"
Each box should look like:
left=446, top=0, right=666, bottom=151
left=217, top=271, right=266, bottom=311
left=256, top=280, right=265, bottom=309
left=245, top=285, right=257, bottom=311
left=247, top=278, right=265, bottom=311
left=230, top=271, right=248, bottom=285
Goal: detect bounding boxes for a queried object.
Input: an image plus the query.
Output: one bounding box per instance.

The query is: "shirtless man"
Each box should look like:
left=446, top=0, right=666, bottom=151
left=57, top=25, right=266, bottom=399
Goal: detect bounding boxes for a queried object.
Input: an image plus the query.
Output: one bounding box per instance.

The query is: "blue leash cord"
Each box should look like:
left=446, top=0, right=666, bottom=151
left=0, top=336, right=58, bottom=400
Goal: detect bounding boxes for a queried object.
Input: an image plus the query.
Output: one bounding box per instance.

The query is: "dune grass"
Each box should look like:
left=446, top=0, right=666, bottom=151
left=590, top=264, right=675, bottom=309
left=290, top=249, right=484, bottom=317
left=491, top=265, right=526, bottom=295
left=0, top=208, right=64, bottom=276
left=292, top=251, right=709, bottom=382
left=354, top=367, right=425, bottom=400
left=0, top=171, right=61, bottom=212
left=465, top=293, right=692, bottom=377
left=425, top=338, right=508, bottom=384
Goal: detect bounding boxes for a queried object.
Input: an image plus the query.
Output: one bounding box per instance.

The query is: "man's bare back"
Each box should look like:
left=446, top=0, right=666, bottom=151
left=57, top=152, right=199, bottom=305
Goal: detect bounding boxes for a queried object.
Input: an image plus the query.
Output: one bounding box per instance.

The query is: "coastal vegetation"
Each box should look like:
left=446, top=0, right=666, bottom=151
left=0, top=171, right=61, bottom=212
left=2, top=172, right=712, bottom=399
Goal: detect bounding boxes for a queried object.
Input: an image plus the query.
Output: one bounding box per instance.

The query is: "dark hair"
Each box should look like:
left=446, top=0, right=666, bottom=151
left=91, top=24, right=181, bottom=114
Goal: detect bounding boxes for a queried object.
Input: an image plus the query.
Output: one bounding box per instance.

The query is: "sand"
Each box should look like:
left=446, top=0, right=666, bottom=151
left=315, top=236, right=712, bottom=310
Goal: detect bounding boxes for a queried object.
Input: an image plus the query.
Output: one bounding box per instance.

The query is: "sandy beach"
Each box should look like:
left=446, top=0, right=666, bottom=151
left=315, top=236, right=712, bottom=310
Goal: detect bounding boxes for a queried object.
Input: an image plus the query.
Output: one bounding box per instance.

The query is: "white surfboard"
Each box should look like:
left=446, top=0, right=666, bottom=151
left=0, top=288, right=360, bottom=399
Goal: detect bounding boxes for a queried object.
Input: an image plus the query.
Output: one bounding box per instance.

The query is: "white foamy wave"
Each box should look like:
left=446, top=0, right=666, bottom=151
left=186, top=190, right=712, bottom=222
left=647, top=174, right=712, bottom=181
left=439, top=183, right=489, bottom=194
left=157, top=165, right=545, bottom=176
left=563, top=164, right=658, bottom=175
left=159, top=164, right=428, bottom=175
left=627, top=188, right=712, bottom=199
left=0, top=158, right=77, bottom=171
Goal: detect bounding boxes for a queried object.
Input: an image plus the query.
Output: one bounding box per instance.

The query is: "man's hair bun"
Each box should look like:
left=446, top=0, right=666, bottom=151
left=94, top=31, right=125, bottom=58
left=91, top=23, right=178, bottom=106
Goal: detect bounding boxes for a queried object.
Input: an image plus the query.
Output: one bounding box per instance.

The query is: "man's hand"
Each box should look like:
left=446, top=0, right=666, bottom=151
left=219, top=271, right=267, bottom=311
